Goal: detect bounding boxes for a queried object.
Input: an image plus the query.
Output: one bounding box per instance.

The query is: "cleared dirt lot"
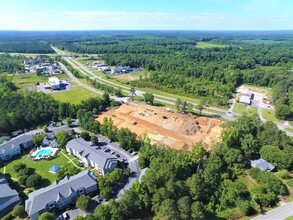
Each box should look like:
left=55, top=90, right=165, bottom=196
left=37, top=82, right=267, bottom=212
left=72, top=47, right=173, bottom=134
left=97, top=101, right=223, bottom=151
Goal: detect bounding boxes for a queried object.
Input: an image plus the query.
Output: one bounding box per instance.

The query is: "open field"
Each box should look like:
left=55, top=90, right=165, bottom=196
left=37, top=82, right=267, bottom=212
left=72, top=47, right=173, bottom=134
left=51, top=85, right=99, bottom=104
left=0, top=150, right=78, bottom=184
left=262, top=109, right=283, bottom=123
left=112, top=71, right=150, bottom=82
left=233, top=103, right=257, bottom=115
left=195, top=41, right=228, bottom=48
left=97, top=101, right=223, bottom=150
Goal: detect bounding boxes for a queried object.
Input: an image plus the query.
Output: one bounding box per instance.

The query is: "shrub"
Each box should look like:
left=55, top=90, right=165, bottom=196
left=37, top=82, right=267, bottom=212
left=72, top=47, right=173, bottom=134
left=12, top=205, right=25, bottom=218
left=286, top=179, right=293, bottom=187
left=278, top=170, right=291, bottom=180
left=13, top=162, right=26, bottom=173
left=76, top=195, right=91, bottom=211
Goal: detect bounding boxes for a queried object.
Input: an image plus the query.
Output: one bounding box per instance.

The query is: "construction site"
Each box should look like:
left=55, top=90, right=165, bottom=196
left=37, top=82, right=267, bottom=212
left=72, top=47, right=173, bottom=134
left=97, top=101, right=223, bottom=151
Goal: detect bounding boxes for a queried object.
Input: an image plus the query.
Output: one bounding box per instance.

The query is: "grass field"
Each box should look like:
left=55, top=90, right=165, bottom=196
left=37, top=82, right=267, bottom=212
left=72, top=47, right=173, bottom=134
left=284, top=216, right=293, bottom=220
left=51, top=86, right=99, bottom=104
left=232, top=103, right=257, bottom=115
left=262, top=109, right=283, bottom=123
left=195, top=41, right=228, bottom=48
left=0, top=150, right=77, bottom=184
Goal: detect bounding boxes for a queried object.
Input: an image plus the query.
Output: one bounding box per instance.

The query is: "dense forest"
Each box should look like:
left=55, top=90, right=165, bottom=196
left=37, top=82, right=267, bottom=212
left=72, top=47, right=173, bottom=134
left=0, top=77, right=113, bottom=133
left=0, top=54, right=24, bottom=73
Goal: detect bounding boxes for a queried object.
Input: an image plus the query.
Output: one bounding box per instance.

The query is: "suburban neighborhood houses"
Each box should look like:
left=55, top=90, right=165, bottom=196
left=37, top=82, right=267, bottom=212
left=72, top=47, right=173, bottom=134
left=0, top=134, right=33, bottom=161
left=25, top=170, right=97, bottom=220
left=66, top=138, right=118, bottom=176
left=0, top=174, right=21, bottom=218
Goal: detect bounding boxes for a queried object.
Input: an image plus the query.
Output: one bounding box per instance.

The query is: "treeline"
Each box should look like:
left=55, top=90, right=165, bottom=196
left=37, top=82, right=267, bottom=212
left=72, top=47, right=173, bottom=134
left=0, top=54, right=23, bottom=73
left=0, top=77, right=112, bottom=133
left=77, top=114, right=293, bottom=220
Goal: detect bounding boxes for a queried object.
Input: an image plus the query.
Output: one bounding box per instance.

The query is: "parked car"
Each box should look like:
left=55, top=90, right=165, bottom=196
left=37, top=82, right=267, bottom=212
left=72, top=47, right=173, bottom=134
left=123, top=158, right=128, bottom=162
left=116, top=154, right=120, bottom=158
left=62, top=212, right=70, bottom=220
left=110, top=151, right=115, bottom=155
left=129, top=150, right=133, bottom=154
left=131, top=152, right=137, bottom=156
left=102, top=147, right=108, bottom=151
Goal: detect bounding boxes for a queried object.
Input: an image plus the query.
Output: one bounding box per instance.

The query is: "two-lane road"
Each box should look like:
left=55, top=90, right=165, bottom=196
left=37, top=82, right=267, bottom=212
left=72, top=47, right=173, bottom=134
left=252, top=202, right=293, bottom=220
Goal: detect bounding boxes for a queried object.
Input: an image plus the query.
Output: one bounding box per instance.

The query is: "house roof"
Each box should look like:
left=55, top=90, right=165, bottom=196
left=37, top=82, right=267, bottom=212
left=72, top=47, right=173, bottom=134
left=50, top=164, right=61, bottom=172
left=250, top=158, right=275, bottom=171
left=66, top=138, right=117, bottom=171
left=25, top=170, right=97, bottom=216
left=0, top=174, right=20, bottom=205
left=0, top=134, right=32, bottom=154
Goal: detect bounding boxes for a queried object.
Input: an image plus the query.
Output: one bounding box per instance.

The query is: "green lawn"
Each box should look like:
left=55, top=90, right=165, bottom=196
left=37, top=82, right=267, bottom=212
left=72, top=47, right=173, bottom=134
left=262, top=109, right=283, bottom=123
left=289, top=122, right=293, bottom=126
left=195, top=41, right=229, bottom=48
left=284, top=216, right=293, bottom=220
left=0, top=150, right=72, bottom=184
left=232, top=103, right=258, bottom=115
left=51, top=86, right=99, bottom=104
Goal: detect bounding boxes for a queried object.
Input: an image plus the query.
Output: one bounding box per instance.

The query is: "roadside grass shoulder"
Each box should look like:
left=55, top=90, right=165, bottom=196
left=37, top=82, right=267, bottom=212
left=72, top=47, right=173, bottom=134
left=285, top=128, right=293, bottom=133
left=262, top=109, right=283, bottom=124
left=284, top=216, right=293, bottom=220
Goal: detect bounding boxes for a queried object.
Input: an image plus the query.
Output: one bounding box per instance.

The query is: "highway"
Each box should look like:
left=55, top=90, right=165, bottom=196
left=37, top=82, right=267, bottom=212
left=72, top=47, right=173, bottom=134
left=52, top=47, right=293, bottom=136
left=252, top=202, right=293, bottom=220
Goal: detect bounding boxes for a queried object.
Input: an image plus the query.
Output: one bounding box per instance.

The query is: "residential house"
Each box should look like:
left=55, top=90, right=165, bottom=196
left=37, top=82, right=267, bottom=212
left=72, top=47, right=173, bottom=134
left=25, top=170, right=97, bottom=220
left=0, top=174, right=21, bottom=218
left=239, top=90, right=253, bottom=105
left=250, top=158, right=275, bottom=171
left=0, top=134, right=33, bottom=161
left=66, top=138, right=117, bottom=175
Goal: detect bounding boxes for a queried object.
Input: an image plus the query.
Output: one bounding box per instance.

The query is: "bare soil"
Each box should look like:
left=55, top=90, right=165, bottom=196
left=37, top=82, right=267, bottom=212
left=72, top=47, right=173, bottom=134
left=97, top=101, right=223, bottom=150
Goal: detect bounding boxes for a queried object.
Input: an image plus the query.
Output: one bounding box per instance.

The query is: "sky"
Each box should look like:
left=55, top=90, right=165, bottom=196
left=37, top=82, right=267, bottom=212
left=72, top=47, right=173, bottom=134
left=0, top=0, right=292, bottom=31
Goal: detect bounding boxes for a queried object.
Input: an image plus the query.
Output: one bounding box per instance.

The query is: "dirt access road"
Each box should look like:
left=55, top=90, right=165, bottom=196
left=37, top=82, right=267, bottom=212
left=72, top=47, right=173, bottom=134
left=97, top=101, right=223, bottom=150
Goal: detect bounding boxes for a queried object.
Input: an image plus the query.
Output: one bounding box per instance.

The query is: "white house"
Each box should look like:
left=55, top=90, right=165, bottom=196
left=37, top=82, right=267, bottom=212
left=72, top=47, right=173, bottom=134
left=66, top=138, right=117, bottom=175
left=0, top=134, right=33, bottom=161
left=48, top=77, right=60, bottom=90
left=25, top=170, right=97, bottom=220
left=0, top=175, right=21, bottom=218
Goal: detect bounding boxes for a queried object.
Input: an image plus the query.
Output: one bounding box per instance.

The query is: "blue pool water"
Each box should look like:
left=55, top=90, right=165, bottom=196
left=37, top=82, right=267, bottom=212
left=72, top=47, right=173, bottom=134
left=35, top=149, right=53, bottom=157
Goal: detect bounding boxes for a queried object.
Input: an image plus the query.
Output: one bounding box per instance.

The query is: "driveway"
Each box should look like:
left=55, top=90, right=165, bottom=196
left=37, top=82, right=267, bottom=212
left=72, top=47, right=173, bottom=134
left=252, top=202, right=293, bottom=220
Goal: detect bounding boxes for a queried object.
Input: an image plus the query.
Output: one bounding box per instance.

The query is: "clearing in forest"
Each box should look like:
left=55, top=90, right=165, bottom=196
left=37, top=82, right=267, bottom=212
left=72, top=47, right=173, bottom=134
left=97, top=101, right=223, bottom=150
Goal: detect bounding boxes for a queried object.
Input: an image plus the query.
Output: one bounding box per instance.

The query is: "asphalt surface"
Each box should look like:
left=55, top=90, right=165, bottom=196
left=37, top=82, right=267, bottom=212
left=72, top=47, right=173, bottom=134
left=252, top=202, right=293, bottom=220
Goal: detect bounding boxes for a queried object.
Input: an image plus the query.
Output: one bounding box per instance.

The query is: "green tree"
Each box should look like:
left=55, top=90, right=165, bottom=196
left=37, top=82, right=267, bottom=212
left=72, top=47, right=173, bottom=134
left=43, top=125, right=48, bottom=133
left=32, top=133, right=46, bottom=146
left=91, top=135, right=99, bottom=145
left=191, top=201, right=205, bottom=219
left=39, top=212, right=55, bottom=220
left=80, top=131, right=90, bottom=141
left=76, top=195, right=91, bottom=211
left=102, top=92, right=110, bottom=104
left=66, top=117, right=71, bottom=127
left=176, top=98, right=182, bottom=111
left=177, top=196, right=191, bottom=220
left=55, top=130, right=69, bottom=148
left=26, top=174, right=42, bottom=188
left=12, top=205, right=25, bottom=218
left=14, top=162, right=26, bottom=173
left=95, top=205, right=111, bottom=220
left=117, top=127, right=137, bottom=150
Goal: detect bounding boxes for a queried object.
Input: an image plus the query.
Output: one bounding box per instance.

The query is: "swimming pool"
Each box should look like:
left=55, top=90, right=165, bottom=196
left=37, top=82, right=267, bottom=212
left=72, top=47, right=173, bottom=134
left=35, top=149, right=53, bottom=158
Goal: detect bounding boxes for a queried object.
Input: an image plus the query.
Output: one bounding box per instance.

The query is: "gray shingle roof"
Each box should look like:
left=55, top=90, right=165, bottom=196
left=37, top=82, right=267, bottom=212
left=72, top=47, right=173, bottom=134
left=250, top=158, right=275, bottom=171
left=0, top=134, right=32, bottom=154
left=0, top=174, right=20, bottom=206
left=66, top=138, right=117, bottom=171
left=25, top=170, right=97, bottom=216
